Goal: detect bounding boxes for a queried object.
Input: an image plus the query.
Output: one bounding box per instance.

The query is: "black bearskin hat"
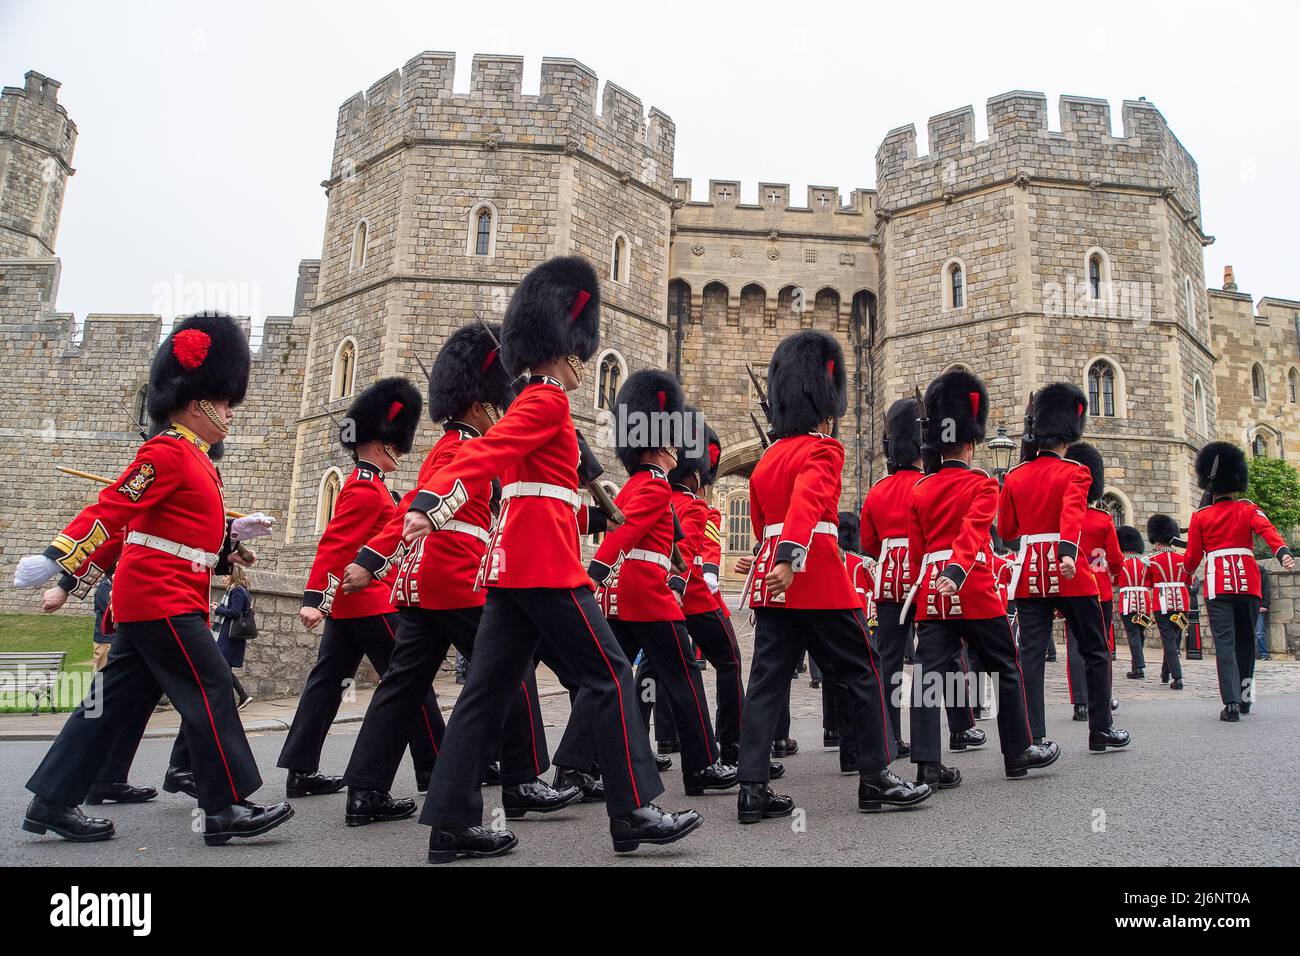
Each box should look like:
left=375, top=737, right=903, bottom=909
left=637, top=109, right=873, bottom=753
left=341, top=376, right=423, bottom=455
left=613, top=369, right=685, bottom=475
left=426, top=322, right=513, bottom=423
left=923, top=369, right=990, bottom=458
left=884, top=397, right=922, bottom=471
left=702, top=424, right=723, bottom=486
left=837, top=510, right=861, bottom=555
left=1195, top=441, right=1249, bottom=495
left=1066, top=442, right=1105, bottom=503
left=668, top=405, right=708, bottom=486
left=500, top=255, right=601, bottom=376
left=1117, top=526, right=1144, bottom=554
left=147, top=312, right=250, bottom=421
left=1147, top=514, right=1180, bottom=546
left=767, top=330, right=847, bottom=438
left=1031, top=382, right=1088, bottom=448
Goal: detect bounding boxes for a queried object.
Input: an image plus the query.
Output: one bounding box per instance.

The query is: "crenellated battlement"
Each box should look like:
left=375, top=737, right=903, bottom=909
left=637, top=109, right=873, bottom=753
left=0, top=71, right=78, bottom=166
left=875, top=91, right=1200, bottom=218
left=671, top=178, right=874, bottom=216
left=329, top=51, right=675, bottom=193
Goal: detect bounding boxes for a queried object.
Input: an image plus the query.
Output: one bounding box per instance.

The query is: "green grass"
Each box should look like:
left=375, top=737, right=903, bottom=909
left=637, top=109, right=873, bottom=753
left=0, top=613, right=95, bottom=712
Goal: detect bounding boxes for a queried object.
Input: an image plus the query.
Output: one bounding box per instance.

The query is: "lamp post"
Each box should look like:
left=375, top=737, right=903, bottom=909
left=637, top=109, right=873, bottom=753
left=987, top=422, right=1016, bottom=485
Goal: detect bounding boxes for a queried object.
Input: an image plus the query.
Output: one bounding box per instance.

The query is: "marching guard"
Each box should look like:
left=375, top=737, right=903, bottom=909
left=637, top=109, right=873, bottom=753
left=736, top=330, right=930, bottom=823
left=1115, top=526, right=1151, bottom=680
left=278, top=377, right=441, bottom=797
left=1144, top=514, right=1190, bottom=691
left=905, top=369, right=1059, bottom=789
left=16, top=312, right=288, bottom=845
left=339, top=323, right=576, bottom=825
left=404, top=256, right=700, bottom=862
left=1183, top=441, right=1295, bottom=720
left=999, top=383, right=1130, bottom=752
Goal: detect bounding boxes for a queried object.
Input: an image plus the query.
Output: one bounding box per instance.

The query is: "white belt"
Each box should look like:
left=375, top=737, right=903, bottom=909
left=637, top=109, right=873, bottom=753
left=125, top=531, right=218, bottom=569
left=501, top=481, right=582, bottom=509
left=1008, top=533, right=1063, bottom=597
left=441, top=520, right=490, bottom=544
left=1203, top=549, right=1254, bottom=600
left=626, top=549, right=670, bottom=571
left=874, top=537, right=909, bottom=599
left=762, top=521, right=838, bottom=540
left=1119, top=586, right=1147, bottom=594
left=1153, top=581, right=1186, bottom=589
left=899, top=549, right=985, bottom=618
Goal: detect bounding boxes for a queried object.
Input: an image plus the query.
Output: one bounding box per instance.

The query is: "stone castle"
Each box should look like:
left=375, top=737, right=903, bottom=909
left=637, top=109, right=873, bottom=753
left=3, top=57, right=1299, bottom=614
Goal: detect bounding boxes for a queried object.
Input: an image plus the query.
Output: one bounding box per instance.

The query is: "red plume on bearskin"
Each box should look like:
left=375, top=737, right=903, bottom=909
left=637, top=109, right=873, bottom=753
left=426, top=322, right=513, bottom=423
left=922, top=368, right=989, bottom=454
left=146, top=312, right=250, bottom=422
left=766, top=330, right=847, bottom=438
left=500, top=255, right=601, bottom=376
left=613, top=369, right=685, bottom=476
left=341, top=376, right=423, bottom=455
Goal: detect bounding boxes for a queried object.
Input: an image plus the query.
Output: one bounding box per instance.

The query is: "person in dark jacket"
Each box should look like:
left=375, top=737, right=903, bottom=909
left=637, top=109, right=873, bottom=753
left=213, top=566, right=253, bottom=709
left=1255, top=566, right=1272, bottom=660
left=91, top=573, right=114, bottom=672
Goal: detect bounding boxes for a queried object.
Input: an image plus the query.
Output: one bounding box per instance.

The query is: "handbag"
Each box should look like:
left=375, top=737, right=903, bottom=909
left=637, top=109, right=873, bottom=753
left=229, top=590, right=259, bottom=641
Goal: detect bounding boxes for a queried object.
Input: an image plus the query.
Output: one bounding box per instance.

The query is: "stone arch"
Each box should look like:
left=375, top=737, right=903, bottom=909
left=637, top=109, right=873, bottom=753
left=740, top=283, right=766, bottom=327
left=717, top=437, right=765, bottom=481
left=701, top=281, right=728, bottom=327
left=1083, top=354, right=1127, bottom=419
left=814, top=287, right=841, bottom=330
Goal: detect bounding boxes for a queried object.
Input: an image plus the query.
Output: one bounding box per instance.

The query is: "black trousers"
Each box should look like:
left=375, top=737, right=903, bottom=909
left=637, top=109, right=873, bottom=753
left=875, top=602, right=913, bottom=748
left=739, top=606, right=892, bottom=783
left=342, top=606, right=551, bottom=792
left=1121, top=614, right=1147, bottom=672
left=27, top=614, right=261, bottom=812
left=910, top=617, right=1033, bottom=762
left=1155, top=613, right=1185, bottom=683
left=422, top=587, right=663, bottom=826
left=278, top=612, right=439, bottom=776
left=681, top=609, right=745, bottom=752
left=1206, top=596, right=1260, bottom=705
left=1016, top=596, right=1114, bottom=736
left=1065, top=602, right=1114, bottom=705
left=581, top=618, right=718, bottom=776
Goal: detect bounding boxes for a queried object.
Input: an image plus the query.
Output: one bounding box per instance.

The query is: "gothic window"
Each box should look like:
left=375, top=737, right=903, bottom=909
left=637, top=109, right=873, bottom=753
left=1193, top=377, right=1207, bottom=434
left=1289, top=368, right=1298, bottom=404
left=466, top=202, right=498, bottom=257
left=596, top=350, right=624, bottom=411
left=1100, top=492, right=1126, bottom=526
left=610, top=234, right=628, bottom=283
left=333, top=338, right=357, bottom=400
left=702, top=281, right=728, bottom=326
left=726, top=494, right=752, bottom=554
left=1252, top=434, right=1268, bottom=458
left=475, top=209, right=492, bottom=255
left=1089, top=255, right=1102, bottom=299
left=1184, top=276, right=1196, bottom=327
left=740, top=284, right=766, bottom=327
left=1252, top=363, right=1266, bottom=401
left=942, top=259, right=966, bottom=311
left=1084, top=248, right=1111, bottom=304
left=1088, top=360, right=1116, bottom=418
left=317, top=469, right=343, bottom=533
left=350, top=220, right=369, bottom=271
left=814, top=288, right=841, bottom=330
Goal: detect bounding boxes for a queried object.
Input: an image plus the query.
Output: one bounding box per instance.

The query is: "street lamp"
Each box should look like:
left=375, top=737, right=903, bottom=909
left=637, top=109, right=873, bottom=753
left=987, top=423, right=1016, bottom=482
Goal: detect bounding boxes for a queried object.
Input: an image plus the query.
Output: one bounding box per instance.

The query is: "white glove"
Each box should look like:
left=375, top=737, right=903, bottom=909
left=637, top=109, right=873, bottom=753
left=230, top=513, right=276, bottom=542
left=15, top=555, right=60, bottom=588
left=704, top=571, right=720, bottom=594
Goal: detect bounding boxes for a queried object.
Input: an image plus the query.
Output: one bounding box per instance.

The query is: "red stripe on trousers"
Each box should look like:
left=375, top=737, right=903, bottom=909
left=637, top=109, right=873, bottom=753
left=166, top=618, right=240, bottom=803
left=569, top=592, right=641, bottom=808
left=382, top=615, right=439, bottom=756
left=851, top=609, right=894, bottom=764
left=520, top=681, right=541, bottom=775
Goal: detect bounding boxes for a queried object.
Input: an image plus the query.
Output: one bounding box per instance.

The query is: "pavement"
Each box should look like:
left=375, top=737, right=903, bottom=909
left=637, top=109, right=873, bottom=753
left=2, top=627, right=1298, bottom=866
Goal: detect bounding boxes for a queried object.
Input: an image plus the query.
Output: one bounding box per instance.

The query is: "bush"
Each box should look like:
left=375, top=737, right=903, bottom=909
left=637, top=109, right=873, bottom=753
left=1246, top=456, right=1300, bottom=540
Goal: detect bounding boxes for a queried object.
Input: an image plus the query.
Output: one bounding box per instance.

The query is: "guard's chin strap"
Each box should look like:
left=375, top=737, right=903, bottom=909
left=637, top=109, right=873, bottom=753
left=566, top=354, right=585, bottom=386
left=198, top=400, right=230, bottom=435
left=482, top=402, right=501, bottom=426
left=382, top=443, right=402, bottom=464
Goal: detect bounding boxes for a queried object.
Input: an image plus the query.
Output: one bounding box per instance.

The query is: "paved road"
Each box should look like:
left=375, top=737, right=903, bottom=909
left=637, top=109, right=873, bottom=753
left=3, top=687, right=1297, bottom=867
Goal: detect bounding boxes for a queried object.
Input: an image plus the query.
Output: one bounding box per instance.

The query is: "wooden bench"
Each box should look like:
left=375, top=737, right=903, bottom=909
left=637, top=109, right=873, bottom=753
left=0, top=652, right=68, bottom=714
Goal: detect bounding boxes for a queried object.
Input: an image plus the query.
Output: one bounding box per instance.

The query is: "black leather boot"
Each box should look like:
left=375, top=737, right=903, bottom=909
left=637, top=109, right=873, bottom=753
left=610, top=804, right=702, bottom=852
left=502, top=778, right=583, bottom=819
left=1088, top=725, right=1132, bottom=751
left=1073, top=703, right=1089, bottom=722
left=85, top=782, right=158, bottom=805
left=415, top=766, right=432, bottom=793
left=1239, top=700, right=1251, bottom=714
left=162, top=766, right=197, bottom=798
left=769, top=761, right=786, bottom=780
left=915, top=762, right=962, bottom=789
left=428, top=825, right=518, bottom=863
left=858, top=770, right=932, bottom=812
left=552, top=766, right=605, bottom=802
left=1126, top=670, right=1144, bottom=680
left=345, top=788, right=416, bottom=826
left=949, top=728, right=986, bottom=751
left=653, top=752, right=673, bottom=772
left=737, top=782, right=795, bottom=823
left=23, top=797, right=115, bottom=842
left=684, top=760, right=738, bottom=796
left=203, top=801, right=294, bottom=846
left=1005, top=741, right=1061, bottom=778
left=1220, top=703, right=1240, bottom=722
left=286, top=770, right=345, bottom=797
left=1170, top=680, right=1184, bottom=691
left=771, top=738, right=799, bottom=758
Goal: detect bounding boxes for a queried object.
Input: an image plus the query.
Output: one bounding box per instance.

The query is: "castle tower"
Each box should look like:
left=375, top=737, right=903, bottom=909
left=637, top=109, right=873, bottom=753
left=282, top=53, right=675, bottom=565
left=0, top=71, right=76, bottom=258
left=874, top=92, right=1216, bottom=522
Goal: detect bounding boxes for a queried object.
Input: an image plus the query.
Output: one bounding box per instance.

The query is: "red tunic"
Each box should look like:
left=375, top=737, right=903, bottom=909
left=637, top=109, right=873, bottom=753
left=44, top=426, right=230, bottom=624
left=674, top=489, right=716, bottom=617
left=905, top=461, right=1005, bottom=621
left=844, top=551, right=873, bottom=614
left=998, top=452, right=1097, bottom=599
left=1116, top=556, right=1151, bottom=615
left=590, top=466, right=683, bottom=622
left=990, top=552, right=1014, bottom=611
left=746, top=433, right=857, bottom=610
left=1080, top=506, right=1122, bottom=603
left=704, top=504, right=731, bottom=618
left=356, top=425, right=491, bottom=610
left=1144, top=549, right=1191, bottom=614
left=412, top=378, right=591, bottom=591
left=860, top=467, right=923, bottom=604
left=1183, top=498, right=1289, bottom=600
left=303, top=462, right=398, bottom=619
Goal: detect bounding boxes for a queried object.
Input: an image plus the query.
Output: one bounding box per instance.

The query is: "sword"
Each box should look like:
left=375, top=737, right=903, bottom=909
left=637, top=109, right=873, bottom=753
left=119, top=402, right=147, bottom=441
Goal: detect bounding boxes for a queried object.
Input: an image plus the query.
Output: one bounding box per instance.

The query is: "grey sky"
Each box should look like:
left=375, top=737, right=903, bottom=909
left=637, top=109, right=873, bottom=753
left=3, top=0, right=1296, bottom=332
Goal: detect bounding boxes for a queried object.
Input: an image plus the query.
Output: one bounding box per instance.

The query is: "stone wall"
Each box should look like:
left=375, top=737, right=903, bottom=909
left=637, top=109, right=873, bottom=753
left=0, top=72, right=76, bottom=258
